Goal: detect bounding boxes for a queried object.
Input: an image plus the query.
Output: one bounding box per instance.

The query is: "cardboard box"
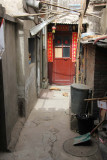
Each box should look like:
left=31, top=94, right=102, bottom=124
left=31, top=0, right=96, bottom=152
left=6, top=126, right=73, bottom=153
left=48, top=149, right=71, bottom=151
left=97, top=101, right=107, bottom=110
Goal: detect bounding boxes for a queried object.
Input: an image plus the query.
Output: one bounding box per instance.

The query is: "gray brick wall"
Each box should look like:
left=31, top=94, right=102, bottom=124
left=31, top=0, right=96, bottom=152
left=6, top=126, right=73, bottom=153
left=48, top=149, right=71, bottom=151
left=94, top=46, right=107, bottom=98
left=84, top=44, right=107, bottom=118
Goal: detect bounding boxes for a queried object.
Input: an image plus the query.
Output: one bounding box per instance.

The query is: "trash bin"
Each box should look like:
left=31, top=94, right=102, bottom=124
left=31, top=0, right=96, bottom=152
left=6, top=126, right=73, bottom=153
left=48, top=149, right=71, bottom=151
left=70, top=83, right=90, bottom=114
left=76, top=114, right=94, bottom=135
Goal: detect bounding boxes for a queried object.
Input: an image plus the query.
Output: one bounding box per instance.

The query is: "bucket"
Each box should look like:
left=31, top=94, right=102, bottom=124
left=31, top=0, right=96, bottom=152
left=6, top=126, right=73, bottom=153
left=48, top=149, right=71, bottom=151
left=76, top=114, right=94, bottom=135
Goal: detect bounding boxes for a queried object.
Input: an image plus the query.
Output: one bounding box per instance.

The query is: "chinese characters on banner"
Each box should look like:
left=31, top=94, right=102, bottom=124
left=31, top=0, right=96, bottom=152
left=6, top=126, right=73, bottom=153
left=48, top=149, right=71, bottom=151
left=72, top=32, right=78, bottom=62
left=56, top=25, right=69, bottom=31
left=48, top=32, right=53, bottom=62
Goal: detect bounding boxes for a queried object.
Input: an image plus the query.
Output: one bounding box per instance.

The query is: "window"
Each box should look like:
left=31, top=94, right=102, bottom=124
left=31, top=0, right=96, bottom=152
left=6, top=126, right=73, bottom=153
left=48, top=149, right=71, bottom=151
left=55, top=35, right=70, bottom=58
left=63, top=48, right=70, bottom=57
left=55, top=48, right=62, bottom=58
left=28, top=38, right=35, bottom=64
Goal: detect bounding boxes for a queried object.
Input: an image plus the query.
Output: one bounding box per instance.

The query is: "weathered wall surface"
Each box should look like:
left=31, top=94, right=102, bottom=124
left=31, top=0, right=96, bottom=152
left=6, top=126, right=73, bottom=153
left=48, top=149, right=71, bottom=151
left=16, top=21, right=25, bottom=117
left=0, top=0, right=43, bottom=150
left=86, top=3, right=103, bottom=33
left=100, top=8, right=107, bottom=34
left=25, top=64, right=37, bottom=118
left=16, top=20, right=38, bottom=119
left=87, top=16, right=101, bottom=33
left=0, top=17, right=40, bottom=150
left=24, top=20, right=37, bottom=118
left=0, top=59, right=7, bottom=150
left=86, top=4, right=101, bottom=33
left=85, top=44, right=95, bottom=89
left=0, top=0, right=24, bottom=15
left=83, top=44, right=97, bottom=117
left=2, top=20, right=18, bottom=147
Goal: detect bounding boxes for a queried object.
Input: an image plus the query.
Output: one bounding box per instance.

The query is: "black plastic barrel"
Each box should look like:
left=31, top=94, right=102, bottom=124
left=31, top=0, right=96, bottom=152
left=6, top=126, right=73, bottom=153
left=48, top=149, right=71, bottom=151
left=76, top=114, right=94, bottom=135
left=70, top=83, right=90, bottom=115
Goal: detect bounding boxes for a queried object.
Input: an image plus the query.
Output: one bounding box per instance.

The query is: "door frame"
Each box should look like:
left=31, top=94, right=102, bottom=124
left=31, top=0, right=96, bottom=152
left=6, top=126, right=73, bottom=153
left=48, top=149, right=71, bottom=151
left=52, top=32, right=74, bottom=84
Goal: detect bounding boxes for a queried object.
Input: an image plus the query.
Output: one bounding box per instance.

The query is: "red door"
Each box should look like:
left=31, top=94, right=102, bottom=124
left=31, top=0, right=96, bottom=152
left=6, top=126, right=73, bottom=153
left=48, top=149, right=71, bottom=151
left=52, top=34, right=75, bottom=85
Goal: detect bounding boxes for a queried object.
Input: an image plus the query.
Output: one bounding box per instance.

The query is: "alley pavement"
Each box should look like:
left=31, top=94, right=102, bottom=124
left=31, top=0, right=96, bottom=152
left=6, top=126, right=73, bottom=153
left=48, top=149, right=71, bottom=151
left=0, top=85, right=103, bottom=160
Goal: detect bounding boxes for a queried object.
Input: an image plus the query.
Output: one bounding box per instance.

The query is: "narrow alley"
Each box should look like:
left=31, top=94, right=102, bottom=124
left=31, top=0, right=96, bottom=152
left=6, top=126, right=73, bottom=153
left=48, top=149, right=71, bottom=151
left=0, top=0, right=107, bottom=159
left=0, top=86, right=102, bottom=160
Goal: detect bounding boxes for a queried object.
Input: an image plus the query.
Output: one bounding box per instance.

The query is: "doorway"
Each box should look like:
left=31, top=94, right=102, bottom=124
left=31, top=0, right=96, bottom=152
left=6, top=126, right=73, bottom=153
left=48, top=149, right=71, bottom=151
left=52, top=33, right=75, bottom=85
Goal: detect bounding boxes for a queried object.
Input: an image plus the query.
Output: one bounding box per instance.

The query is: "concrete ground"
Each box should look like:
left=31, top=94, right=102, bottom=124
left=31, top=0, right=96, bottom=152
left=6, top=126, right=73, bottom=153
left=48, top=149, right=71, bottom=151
left=0, top=86, right=103, bottom=160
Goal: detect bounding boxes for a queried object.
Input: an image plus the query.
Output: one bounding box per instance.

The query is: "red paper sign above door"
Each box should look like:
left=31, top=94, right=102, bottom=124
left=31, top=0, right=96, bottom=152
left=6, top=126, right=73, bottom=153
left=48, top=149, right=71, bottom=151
left=72, top=32, right=78, bottom=62
left=56, top=25, right=69, bottom=31
left=48, top=32, right=53, bottom=62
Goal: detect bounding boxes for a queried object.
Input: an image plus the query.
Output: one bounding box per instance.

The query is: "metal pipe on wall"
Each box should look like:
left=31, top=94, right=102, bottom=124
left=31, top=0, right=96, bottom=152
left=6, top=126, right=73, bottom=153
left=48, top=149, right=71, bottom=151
left=26, top=0, right=42, bottom=9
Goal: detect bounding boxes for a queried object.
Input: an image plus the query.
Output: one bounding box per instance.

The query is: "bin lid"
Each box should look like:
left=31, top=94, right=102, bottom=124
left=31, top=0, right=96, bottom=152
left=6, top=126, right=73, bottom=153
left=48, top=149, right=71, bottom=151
left=71, top=83, right=91, bottom=90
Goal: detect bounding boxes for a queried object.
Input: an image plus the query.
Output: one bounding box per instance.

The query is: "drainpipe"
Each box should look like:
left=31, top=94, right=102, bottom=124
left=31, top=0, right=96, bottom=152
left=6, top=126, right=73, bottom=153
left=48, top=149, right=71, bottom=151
left=26, top=0, right=42, bottom=9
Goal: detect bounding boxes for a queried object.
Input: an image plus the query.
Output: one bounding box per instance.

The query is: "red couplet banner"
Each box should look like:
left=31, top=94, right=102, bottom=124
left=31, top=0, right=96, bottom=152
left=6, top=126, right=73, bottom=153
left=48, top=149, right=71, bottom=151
left=72, top=32, right=78, bottom=62
left=47, top=32, right=53, bottom=62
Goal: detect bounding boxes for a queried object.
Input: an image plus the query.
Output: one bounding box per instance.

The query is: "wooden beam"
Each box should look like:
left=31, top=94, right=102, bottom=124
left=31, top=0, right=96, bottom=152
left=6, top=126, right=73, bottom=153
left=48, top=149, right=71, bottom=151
left=76, top=0, right=86, bottom=83
left=90, top=2, right=107, bottom=6
left=12, top=12, right=102, bottom=19
left=84, top=97, right=107, bottom=101
left=13, top=12, right=51, bottom=18
left=94, top=3, right=106, bottom=7
left=40, top=1, right=80, bottom=13
left=86, top=13, right=101, bottom=19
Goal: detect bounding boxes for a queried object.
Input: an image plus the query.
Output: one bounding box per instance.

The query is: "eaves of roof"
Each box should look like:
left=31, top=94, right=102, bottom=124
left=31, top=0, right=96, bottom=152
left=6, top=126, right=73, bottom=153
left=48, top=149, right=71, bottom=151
left=81, top=34, right=107, bottom=48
